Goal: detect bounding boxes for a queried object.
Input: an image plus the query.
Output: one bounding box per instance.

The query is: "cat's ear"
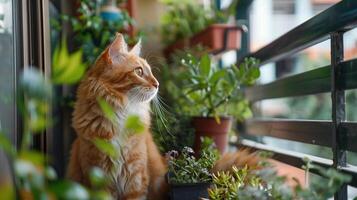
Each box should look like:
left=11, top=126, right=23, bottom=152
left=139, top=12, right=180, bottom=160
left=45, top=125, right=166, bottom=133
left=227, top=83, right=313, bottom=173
left=108, top=33, right=128, bottom=63
left=130, top=38, right=142, bottom=56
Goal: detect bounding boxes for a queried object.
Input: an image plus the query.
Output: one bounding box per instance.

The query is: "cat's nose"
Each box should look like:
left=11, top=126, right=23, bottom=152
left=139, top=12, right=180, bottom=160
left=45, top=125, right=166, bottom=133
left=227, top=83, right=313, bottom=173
left=152, top=82, right=159, bottom=89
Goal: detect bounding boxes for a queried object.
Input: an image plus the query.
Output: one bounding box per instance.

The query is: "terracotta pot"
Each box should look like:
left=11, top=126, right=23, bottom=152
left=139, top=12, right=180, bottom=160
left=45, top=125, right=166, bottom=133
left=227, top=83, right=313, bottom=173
left=192, top=116, right=232, bottom=154
left=164, top=24, right=242, bottom=58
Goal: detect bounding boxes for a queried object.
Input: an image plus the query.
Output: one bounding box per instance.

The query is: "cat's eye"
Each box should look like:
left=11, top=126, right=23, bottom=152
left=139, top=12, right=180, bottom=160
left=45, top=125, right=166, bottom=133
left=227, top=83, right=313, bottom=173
left=134, top=67, right=143, bottom=77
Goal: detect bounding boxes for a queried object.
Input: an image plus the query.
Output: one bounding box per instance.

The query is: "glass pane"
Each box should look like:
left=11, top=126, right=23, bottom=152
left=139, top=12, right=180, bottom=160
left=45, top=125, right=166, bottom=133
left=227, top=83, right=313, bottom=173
left=0, top=0, right=16, bottom=191
left=0, top=0, right=16, bottom=135
left=250, top=0, right=340, bottom=50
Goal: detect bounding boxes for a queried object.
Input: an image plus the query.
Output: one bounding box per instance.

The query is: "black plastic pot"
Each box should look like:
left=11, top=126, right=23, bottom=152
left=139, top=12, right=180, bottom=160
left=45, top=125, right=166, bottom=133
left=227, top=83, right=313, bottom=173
left=169, top=182, right=211, bottom=200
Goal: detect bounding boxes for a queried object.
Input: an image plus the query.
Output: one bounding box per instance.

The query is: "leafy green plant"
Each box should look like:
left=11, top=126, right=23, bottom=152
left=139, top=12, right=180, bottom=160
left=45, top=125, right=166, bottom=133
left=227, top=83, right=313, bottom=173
left=152, top=113, right=195, bottom=153
left=0, top=67, right=113, bottom=199
left=52, top=39, right=87, bottom=85
left=52, top=0, right=140, bottom=65
left=209, top=166, right=263, bottom=200
left=151, top=48, right=209, bottom=153
left=0, top=39, right=145, bottom=199
left=169, top=53, right=260, bottom=120
left=208, top=157, right=352, bottom=200
left=161, top=0, right=239, bottom=45
left=167, top=137, right=219, bottom=184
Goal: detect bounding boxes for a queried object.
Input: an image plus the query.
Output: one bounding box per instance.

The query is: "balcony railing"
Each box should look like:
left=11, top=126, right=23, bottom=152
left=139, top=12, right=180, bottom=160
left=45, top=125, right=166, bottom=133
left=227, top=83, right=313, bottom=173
left=238, top=0, right=357, bottom=199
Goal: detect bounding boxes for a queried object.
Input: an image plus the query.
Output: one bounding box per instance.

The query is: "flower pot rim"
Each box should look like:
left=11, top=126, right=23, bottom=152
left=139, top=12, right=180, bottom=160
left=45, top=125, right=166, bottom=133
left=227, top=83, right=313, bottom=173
left=169, top=182, right=212, bottom=187
left=192, top=116, right=233, bottom=121
left=163, top=23, right=242, bottom=57
left=167, top=173, right=212, bottom=186
left=205, top=23, right=240, bottom=28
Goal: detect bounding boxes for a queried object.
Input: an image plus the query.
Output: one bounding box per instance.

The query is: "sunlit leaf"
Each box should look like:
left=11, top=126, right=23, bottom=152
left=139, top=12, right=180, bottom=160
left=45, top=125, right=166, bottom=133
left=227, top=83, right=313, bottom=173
left=250, top=67, right=260, bottom=79
left=14, top=159, right=40, bottom=178
left=21, top=68, right=52, bottom=99
left=48, top=180, right=89, bottom=200
left=27, top=100, right=49, bottom=133
left=92, top=138, right=118, bottom=158
left=18, top=150, right=46, bottom=166
left=89, top=167, right=108, bottom=187
left=45, top=166, right=58, bottom=181
left=0, top=132, right=16, bottom=157
left=90, top=190, right=113, bottom=200
left=0, top=183, right=15, bottom=200
left=125, top=115, right=145, bottom=134
left=97, top=98, right=116, bottom=123
left=209, top=70, right=226, bottom=84
left=199, top=54, right=211, bottom=77
left=52, top=39, right=86, bottom=85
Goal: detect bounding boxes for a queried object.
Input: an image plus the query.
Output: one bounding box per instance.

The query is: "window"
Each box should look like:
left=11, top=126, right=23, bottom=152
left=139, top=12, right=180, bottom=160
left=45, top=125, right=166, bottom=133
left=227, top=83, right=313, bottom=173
left=0, top=0, right=19, bottom=188
left=0, top=0, right=18, bottom=141
left=273, top=0, right=295, bottom=15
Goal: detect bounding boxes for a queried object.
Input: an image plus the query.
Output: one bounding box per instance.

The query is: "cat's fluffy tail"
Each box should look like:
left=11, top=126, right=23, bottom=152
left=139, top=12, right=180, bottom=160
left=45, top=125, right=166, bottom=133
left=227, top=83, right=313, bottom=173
left=212, top=149, right=260, bottom=173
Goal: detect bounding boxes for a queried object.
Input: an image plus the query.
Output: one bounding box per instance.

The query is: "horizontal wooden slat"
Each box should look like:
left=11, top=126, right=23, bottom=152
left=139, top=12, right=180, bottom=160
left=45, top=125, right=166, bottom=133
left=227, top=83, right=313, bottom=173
left=240, top=0, right=357, bottom=65
left=244, top=119, right=357, bottom=152
left=235, top=139, right=357, bottom=187
left=245, top=59, right=357, bottom=101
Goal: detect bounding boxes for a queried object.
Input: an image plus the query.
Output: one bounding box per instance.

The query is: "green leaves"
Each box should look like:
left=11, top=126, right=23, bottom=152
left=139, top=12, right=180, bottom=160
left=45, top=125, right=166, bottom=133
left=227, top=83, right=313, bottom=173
left=209, top=70, right=226, bottom=85
left=48, top=180, right=89, bottom=200
left=52, top=39, right=86, bottom=85
left=125, top=115, right=145, bottom=134
left=97, top=98, right=116, bottom=123
left=21, top=68, right=52, bottom=100
left=89, top=167, right=108, bottom=188
left=236, top=57, right=261, bottom=85
left=199, top=54, right=211, bottom=77
left=56, top=0, right=136, bottom=64
left=160, top=0, right=236, bottom=45
left=0, top=183, right=15, bottom=200
left=167, top=137, right=219, bottom=184
left=18, top=150, right=46, bottom=166
left=92, top=138, right=119, bottom=158
left=177, top=53, right=260, bottom=119
left=97, top=98, right=145, bottom=135
left=0, top=132, right=16, bottom=157
left=209, top=156, right=353, bottom=200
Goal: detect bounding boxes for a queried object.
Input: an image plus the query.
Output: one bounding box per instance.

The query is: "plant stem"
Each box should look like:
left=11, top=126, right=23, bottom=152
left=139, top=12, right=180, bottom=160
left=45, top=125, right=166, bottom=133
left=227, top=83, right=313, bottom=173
left=206, top=87, right=215, bottom=116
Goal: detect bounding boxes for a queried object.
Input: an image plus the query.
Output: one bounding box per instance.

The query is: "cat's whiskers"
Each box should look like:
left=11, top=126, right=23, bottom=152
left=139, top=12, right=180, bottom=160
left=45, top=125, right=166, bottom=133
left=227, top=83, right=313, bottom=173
left=151, top=94, right=174, bottom=140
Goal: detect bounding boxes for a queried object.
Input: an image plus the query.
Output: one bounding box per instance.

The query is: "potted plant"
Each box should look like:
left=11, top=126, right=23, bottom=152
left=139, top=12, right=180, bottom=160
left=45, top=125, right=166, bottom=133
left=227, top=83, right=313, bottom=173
left=167, top=138, right=219, bottom=200
left=53, top=0, right=140, bottom=66
left=174, top=54, right=260, bottom=153
left=208, top=158, right=352, bottom=200
left=161, top=0, right=243, bottom=57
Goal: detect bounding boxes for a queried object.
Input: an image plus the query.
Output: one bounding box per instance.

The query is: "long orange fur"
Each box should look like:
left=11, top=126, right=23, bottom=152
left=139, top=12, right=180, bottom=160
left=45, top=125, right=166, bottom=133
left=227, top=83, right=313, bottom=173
left=67, top=33, right=259, bottom=200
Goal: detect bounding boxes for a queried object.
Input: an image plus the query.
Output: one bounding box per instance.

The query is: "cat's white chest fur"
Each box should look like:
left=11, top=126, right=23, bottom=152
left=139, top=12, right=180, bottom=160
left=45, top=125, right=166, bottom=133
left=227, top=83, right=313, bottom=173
left=110, top=102, right=150, bottom=197
left=115, top=102, right=150, bottom=130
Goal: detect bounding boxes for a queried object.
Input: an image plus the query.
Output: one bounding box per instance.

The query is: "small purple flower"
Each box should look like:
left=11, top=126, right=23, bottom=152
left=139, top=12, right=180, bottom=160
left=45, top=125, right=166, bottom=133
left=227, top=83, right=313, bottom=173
left=182, top=147, right=195, bottom=157
left=166, top=150, right=179, bottom=159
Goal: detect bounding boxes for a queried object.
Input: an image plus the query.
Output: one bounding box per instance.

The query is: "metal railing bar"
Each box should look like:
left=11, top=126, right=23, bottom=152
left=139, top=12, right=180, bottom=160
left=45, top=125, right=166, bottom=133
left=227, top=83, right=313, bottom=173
left=240, top=0, right=357, bottom=65
left=243, top=119, right=357, bottom=152
left=245, top=65, right=330, bottom=101
left=245, top=58, right=357, bottom=101
left=235, top=139, right=357, bottom=187
left=331, top=32, right=347, bottom=200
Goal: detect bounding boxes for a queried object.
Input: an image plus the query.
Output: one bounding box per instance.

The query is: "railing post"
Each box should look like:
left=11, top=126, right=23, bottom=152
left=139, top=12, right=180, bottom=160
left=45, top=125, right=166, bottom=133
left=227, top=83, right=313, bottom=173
left=235, top=0, right=253, bottom=60
left=331, top=32, right=347, bottom=200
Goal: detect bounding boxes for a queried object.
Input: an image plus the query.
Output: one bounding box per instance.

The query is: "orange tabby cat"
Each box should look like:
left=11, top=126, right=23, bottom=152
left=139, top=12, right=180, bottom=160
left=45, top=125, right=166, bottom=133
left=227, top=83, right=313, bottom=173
left=67, top=33, right=167, bottom=200
left=67, top=33, right=259, bottom=200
